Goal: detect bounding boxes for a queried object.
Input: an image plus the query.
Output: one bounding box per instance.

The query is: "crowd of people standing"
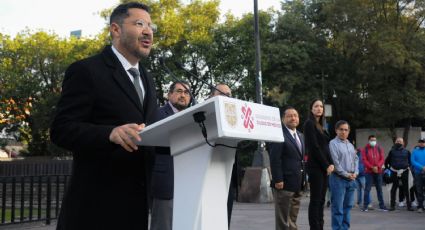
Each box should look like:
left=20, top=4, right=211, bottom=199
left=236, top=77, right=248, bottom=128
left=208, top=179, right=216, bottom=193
left=270, top=98, right=425, bottom=230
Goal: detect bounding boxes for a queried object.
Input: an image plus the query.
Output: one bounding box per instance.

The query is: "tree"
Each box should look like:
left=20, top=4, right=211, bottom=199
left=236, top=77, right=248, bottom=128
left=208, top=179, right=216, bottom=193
left=311, top=0, right=425, bottom=142
left=0, top=31, right=105, bottom=156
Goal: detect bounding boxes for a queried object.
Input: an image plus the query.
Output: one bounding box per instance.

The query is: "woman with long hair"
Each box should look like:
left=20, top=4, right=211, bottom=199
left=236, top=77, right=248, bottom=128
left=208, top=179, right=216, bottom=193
left=303, top=99, right=334, bottom=230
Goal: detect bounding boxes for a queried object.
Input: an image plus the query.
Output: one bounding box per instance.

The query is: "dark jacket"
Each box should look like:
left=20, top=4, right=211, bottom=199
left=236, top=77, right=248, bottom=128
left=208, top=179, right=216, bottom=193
left=270, top=127, right=305, bottom=192
left=303, top=119, right=333, bottom=173
left=385, top=146, right=411, bottom=170
left=50, top=46, right=158, bottom=230
left=151, top=103, right=175, bottom=199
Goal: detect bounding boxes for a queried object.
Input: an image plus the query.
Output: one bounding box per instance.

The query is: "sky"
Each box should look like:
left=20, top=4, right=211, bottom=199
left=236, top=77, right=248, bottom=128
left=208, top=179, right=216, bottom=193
left=0, top=0, right=282, bottom=38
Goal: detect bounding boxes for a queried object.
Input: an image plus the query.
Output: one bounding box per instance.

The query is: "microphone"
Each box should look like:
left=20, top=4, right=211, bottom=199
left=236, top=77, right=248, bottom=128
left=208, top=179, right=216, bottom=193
left=159, top=57, right=197, bottom=106
left=174, top=61, right=230, bottom=97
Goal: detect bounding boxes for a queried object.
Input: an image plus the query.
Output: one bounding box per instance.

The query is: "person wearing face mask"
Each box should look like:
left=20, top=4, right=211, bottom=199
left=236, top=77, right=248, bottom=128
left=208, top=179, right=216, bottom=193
left=361, top=135, right=388, bottom=211
left=384, top=137, right=412, bottom=211
left=411, top=138, right=425, bottom=213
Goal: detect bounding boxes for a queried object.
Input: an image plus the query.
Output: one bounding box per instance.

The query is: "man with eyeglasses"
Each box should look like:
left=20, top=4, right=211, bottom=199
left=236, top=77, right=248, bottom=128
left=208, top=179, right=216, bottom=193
left=270, top=106, right=305, bottom=230
left=329, top=120, right=358, bottom=230
left=50, top=2, right=158, bottom=230
left=150, top=81, right=192, bottom=230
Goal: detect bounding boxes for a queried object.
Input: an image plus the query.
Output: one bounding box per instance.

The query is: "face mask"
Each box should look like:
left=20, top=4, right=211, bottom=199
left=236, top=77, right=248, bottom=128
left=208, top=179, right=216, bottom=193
left=369, top=141, right=377, bottom=147
left=394, top=143, right=402, bottom=148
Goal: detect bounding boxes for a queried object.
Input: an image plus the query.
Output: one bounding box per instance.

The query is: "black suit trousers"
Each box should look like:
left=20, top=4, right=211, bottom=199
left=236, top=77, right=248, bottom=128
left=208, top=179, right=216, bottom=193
left=308, top=168, right=328, bottom=230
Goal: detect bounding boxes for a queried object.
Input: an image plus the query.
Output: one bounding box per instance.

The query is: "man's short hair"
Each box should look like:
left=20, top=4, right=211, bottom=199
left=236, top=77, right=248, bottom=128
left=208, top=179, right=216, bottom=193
left=368, top=135, right=376, bottom=140
left=169, top=81, right=190, bottom=93
left=335, top=120, right=350, bottom=130
left=280, top=105, right=296, bottom=117
left=110, top=2, right=150, bottom=25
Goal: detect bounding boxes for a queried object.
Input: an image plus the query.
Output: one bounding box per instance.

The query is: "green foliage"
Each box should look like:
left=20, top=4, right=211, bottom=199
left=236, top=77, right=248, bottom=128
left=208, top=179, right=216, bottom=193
left=314, top=0, right=425, bottom=132
left=0, top=31, right=105, bottom=156
left=0, top=139, right=7, bottom=149
left=2, top=0, right=425, bottom=156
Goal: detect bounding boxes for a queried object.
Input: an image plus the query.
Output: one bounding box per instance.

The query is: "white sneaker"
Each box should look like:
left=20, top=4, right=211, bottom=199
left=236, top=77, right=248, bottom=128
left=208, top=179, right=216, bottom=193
left=398, top=201, right=405, bottom=207
left=412, top=201, right=418, bottom=207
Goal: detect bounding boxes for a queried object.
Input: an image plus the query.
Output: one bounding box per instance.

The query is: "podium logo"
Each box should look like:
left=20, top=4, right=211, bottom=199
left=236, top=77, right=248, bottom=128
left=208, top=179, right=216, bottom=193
left=224, top=102, right=237, bottom=128
left=241, top=104, right=254, bottom=131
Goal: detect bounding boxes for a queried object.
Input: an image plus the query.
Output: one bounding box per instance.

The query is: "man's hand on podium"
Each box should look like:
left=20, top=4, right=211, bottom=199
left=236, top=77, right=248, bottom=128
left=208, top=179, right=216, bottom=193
left=109, top=123, right=145, bottom=152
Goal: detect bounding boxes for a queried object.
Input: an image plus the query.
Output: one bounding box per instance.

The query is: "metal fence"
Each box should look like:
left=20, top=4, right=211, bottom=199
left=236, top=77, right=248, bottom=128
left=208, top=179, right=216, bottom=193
left=0, top=159, right=72, bottom=226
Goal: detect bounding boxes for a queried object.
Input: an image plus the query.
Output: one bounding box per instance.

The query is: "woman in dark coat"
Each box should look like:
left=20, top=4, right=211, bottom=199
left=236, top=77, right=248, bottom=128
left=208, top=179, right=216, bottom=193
left=303, top=99, right=334, bottom=230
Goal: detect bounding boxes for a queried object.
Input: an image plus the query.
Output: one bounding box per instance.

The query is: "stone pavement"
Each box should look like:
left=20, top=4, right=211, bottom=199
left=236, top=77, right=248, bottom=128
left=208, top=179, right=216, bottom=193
left=2, top=185, right=425, bottom=229
left=231, top=197, right=425, bottom=230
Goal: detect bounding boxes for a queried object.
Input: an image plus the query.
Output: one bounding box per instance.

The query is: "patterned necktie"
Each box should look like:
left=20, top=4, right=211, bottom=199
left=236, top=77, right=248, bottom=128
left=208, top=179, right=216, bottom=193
left=128, top=68, right=144, bottom=107
left=294, top=132, right=302, bottom=152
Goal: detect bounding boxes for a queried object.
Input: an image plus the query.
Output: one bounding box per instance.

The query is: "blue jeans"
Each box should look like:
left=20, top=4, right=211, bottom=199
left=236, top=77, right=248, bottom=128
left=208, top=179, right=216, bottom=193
left=414, top=173, right=425, bottom=209
left=355, top=176, right=365, bottom=205
left=364, top=173, right=385, bottom=209
left=329, top=174, right=356, bottom=230
left=355, top=176, right=372, bottom=205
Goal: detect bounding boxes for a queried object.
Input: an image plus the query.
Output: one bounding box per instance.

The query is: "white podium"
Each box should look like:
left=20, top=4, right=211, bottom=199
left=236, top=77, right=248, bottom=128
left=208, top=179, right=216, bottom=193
left=137, top=96, right=284, bottom=230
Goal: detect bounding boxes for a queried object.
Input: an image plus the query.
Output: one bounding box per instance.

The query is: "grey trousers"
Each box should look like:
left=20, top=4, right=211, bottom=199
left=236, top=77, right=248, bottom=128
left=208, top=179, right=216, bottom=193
left=150, top=198, right=173, bottom=230
left=273, top=189, right=302, bottom=230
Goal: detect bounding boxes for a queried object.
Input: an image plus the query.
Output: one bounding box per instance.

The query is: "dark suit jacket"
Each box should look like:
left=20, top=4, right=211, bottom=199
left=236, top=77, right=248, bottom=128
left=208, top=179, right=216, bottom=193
left=50, top=46, right=158, bottom=230
left=151, top=103, right=175, bottom=199
left=303, top=119, right=333, bottom=173
left=270, top=126, right=305, bottom=192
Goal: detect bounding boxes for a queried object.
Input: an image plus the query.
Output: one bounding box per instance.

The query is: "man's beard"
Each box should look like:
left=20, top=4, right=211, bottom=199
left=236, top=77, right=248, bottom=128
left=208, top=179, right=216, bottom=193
left=172, top=101, right=188, bottom=111
left=122, top=35, right=151, bottom=59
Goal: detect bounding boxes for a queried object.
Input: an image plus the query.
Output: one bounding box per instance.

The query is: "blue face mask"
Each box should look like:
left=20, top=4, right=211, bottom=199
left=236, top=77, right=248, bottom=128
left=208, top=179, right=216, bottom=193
left=369, top=141, right=377, bottom=147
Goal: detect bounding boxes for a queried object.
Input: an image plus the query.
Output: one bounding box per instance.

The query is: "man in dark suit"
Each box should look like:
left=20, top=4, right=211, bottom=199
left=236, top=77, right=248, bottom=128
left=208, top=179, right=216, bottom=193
left=150, top=81, right=191, bottom=230
left=50, top=2, right=158, bottom=230
left=270, top=106, right=305, bottom=230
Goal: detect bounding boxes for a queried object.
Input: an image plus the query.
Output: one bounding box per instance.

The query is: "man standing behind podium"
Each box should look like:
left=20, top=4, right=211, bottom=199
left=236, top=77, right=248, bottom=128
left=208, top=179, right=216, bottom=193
left=50, top=2, right=158, bottom=230
left=150, top=81, right=191, bottom=230
left=209, top=83, right=235, bottom=228
left=270, top=106, right=305, bottom=230
left=211, top=83, right=232, bottom=97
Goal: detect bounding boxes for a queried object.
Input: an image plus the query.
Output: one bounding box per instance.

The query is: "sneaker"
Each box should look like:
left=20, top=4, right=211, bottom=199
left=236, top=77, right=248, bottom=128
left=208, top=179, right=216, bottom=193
left=361, top=208, right=369, bottom=212
left=412, top=201, right=418, bottom=207
left=417, top=208, right=423, bottom=213
left=398, top=201, right=405, bottom=207
left=378, top=206, right=389, bottom=212
left=368, top=204, right=375, bottom=210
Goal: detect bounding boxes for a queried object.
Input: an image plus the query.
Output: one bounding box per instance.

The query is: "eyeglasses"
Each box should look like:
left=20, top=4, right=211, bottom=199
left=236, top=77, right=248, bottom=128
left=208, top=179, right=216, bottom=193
left=173, top=89, right=190, bottom=96
left=129, top=19, right=158, bottom=33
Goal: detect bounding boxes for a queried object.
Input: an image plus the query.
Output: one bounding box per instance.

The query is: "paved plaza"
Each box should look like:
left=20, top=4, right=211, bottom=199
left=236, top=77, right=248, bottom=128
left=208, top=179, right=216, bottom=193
left=2, top=185, right=425, bottom=229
